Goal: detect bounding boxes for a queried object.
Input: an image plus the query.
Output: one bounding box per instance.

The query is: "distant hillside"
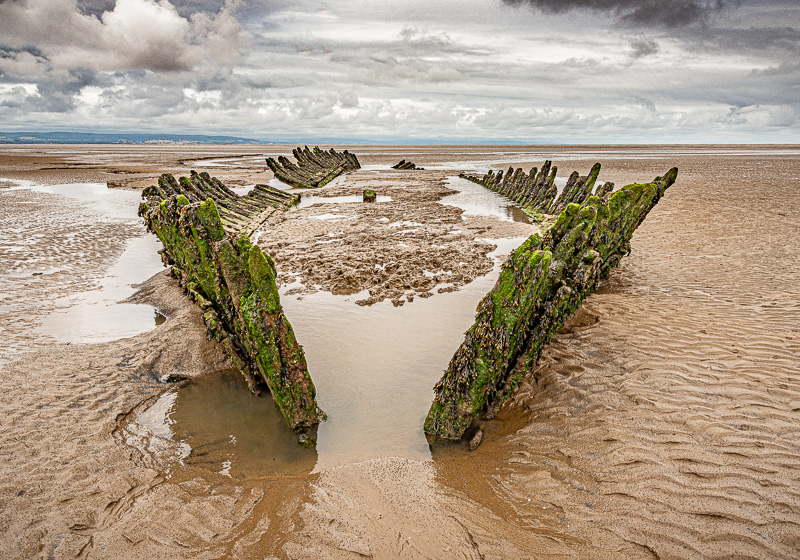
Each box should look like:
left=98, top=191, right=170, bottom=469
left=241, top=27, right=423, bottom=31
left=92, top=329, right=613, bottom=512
left=0, top=131, right=532, bottom=145
left=0, top=131, right=263, bottom=145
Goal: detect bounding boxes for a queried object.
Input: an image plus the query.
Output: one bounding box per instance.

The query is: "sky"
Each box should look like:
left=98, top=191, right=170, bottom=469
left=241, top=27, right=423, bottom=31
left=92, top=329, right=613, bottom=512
left=0, top=0, right=798, bottom=143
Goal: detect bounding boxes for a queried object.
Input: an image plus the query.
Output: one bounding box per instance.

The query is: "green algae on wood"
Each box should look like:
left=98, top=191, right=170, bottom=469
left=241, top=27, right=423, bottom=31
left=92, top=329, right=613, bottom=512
left=460, top=161, right=611, bottom=215
left=425, top=168, right=679, bottom=440
left=391, top=159, right=424, bottom=170
left=266, top=145, right=361, bottom=189
left=139, top=173, right=324, bottom=430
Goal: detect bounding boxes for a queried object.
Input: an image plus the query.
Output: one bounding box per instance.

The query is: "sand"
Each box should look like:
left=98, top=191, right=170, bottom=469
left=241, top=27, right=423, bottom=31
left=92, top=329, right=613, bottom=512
left=257, top=170, right=538, bottom=306
left=1, top=145, right=799, bottom=559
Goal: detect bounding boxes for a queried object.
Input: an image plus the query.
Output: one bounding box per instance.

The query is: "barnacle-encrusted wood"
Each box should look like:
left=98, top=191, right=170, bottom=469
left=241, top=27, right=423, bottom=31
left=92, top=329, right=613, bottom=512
left=460, top=161, right=615, bottom=216
left=425, top=168, right=678, bottom=440
left=391, top=159, right=424, bottom=170
left=266, top=145, right=361, bottom=189
left=139, top=172, right=324, bottom=430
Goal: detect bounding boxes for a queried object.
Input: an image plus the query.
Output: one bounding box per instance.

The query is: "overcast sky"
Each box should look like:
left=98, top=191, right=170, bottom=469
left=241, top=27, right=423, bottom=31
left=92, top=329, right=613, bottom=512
left=0, top=0, right=798, bottom=142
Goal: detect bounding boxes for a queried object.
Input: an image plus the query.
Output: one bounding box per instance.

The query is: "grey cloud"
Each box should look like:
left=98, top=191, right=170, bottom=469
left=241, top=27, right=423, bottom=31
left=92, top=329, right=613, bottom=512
left=1, top=67, right=100, bottom=112
left=679, top=25, right=800, bottom=54
left=76, top=0, right=227, bottom=18
left=765, top=105, right=797, bottom=127
left=629, top=37, right=659, bottom=57
left=501, top=0, right=734, bottom=27
left=712, top=105, right=749, bottom=125
left=74, top=0, right=300, bottom=21
left=0, top=44, right=48, bottom=60
left=76, top=0, right=113, bottom=17
left=399, top=26, right=452, bottom=48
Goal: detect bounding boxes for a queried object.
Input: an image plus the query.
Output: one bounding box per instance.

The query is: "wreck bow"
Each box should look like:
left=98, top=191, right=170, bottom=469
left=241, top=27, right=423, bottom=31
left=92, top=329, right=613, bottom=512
left=267, top=145, right=361, bottom=189
left=139, top=170, right=325, bottom=430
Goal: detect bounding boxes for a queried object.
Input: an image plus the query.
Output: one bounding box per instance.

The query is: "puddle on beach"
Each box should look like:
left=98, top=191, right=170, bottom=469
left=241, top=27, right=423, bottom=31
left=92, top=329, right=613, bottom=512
left=1, top=179, right=167, bottom=343
left=442, top=176, right=535, bottom=224
left=38, top=234, right=165, bottom=343
left=127, top=370, right=317, bottom=479
left=297, top=194, right=391, bottom=208
left=286, top=236, right=532, bottom=470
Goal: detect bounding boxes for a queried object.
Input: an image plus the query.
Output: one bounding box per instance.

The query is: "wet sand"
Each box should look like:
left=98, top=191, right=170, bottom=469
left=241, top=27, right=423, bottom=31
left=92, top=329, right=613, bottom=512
left=1, top=145, right=799, bottom=558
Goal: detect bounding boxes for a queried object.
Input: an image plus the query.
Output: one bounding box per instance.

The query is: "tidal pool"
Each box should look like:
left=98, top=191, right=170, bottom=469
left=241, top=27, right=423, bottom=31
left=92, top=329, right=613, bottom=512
left=441, top=175, right=536, bottom=223
left=1, top=179, right=166, bottom=344
left=128, top=370, right=317, bottom=479
left=39, top=234, right=165, bottom=343
left=137, top=236, right=530, bottom=474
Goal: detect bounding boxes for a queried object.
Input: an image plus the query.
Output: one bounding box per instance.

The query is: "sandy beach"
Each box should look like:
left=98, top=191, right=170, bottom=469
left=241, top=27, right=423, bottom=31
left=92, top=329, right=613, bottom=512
left=1, top=144, right=799, bottom=559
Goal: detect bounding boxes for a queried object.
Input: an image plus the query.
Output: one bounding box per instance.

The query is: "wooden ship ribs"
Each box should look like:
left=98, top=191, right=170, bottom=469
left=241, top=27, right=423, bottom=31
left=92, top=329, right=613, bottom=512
left=267, top=145, right=361, bottom=188
left=460, top=161, right=615, bottom=216
left=139, top=169, right=325, bottom=430
left=426, top=164, right=679, bottom=440
left=391, top=159, right=424, bottom=170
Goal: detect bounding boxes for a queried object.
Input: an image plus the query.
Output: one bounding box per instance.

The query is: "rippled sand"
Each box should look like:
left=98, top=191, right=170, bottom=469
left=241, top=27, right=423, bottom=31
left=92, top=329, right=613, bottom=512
left=1, top=145, right=799, bottom=558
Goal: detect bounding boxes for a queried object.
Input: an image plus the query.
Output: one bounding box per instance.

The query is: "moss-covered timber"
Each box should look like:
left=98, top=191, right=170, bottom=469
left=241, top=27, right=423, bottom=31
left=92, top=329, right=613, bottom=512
left=425, top=168, right=678, bottom=440
left=391, top=159, right=424, bottom=170
left=460, top=161, right=614, bottom=216
left=141, top=170, right=299, bottom=237
left=266, top=145, right=361, bottom=189
left=139, top=173, right=324, bottom=430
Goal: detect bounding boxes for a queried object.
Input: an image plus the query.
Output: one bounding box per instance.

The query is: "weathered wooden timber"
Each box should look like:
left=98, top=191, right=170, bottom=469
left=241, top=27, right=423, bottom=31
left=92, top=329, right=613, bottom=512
left=392, top=159, right=424, bottom=170
left=460, top=161, right=616, bottom=216
left=266, top=145, right=361, bottom=189
left=139, top=172, right=324, bottom=430
left=425, top=168, right=678, bottom=440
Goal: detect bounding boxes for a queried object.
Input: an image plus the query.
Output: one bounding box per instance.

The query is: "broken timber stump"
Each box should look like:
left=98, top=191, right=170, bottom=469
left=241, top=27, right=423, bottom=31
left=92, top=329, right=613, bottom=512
left=363, top=189, right=376, bottom=203
left=139, top=171, right=324, bottom=430
left=424, top=168, right=678, bottom=440
left=266, top=145, right=361, bottom=189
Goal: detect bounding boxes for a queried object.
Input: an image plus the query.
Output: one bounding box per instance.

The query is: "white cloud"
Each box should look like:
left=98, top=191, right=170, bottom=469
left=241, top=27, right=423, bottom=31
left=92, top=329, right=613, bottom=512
left=0, top=0, right=248, bottom=73
left=0, top=0, right=798, bottom=142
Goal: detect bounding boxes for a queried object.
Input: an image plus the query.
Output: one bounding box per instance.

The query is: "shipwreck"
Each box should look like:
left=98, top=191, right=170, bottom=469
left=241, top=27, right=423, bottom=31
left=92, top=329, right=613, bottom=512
left=139, top=146, right=676, bottom=442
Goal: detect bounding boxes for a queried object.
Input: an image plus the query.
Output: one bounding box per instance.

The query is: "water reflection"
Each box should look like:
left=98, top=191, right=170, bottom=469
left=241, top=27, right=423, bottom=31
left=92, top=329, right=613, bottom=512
left=131, top=370, right=318, bottom=478
left=282, top=237, right=531, bottom=471
left=39, top=234, right=165, bottom=343
left=297, top=194, right=391, bottom=208
left=440, top=176, right=533, bottom=223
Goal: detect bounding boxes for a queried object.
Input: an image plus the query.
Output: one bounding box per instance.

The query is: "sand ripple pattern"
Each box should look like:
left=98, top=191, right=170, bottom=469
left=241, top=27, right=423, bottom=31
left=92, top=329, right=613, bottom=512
left=0, top=187, right=134, bottom=360
left=470, top=155, right=800, bottom=558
